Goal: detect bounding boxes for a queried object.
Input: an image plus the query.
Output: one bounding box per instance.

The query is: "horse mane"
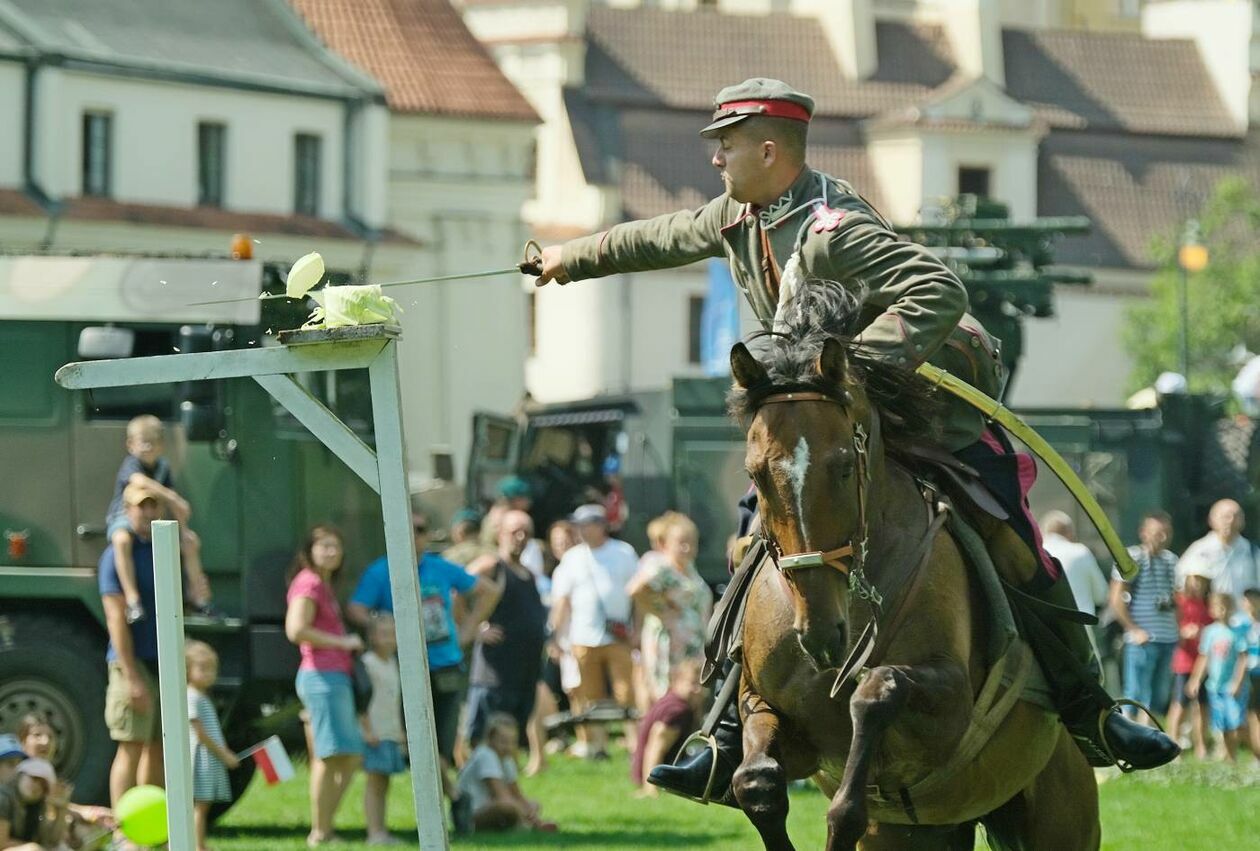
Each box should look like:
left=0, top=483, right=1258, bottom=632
left=726, top=280, right=944, bottom=446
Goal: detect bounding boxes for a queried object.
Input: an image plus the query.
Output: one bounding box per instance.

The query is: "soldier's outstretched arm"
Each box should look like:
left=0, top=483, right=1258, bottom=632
left=805, top=214, right=968, bottom=368
left=535, top=195, right=735, bottom=287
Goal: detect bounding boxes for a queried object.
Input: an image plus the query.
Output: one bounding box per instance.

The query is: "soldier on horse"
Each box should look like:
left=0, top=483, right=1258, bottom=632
left=534, top=78, right=1178, bottom=808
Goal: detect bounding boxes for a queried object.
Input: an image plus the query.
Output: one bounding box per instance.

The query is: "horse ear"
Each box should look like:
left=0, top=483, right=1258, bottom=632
left=730, top=342, right=768, bottom=390
left=816, top=337, right=847, bottom=385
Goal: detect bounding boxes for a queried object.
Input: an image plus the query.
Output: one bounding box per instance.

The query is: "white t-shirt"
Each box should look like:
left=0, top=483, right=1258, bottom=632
left=551, top=538, right=638, bottom=648
left=362, top=651, right=404, bottom=743
left=457, top=743, right=517, bottom=814
left=1043, top=533, right=1108, bottom=615
left=1177, top=533, right=1259, bottom=603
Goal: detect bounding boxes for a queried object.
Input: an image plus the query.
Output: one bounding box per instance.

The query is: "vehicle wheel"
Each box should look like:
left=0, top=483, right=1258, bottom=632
left=0, top=613, right=112, bottom=804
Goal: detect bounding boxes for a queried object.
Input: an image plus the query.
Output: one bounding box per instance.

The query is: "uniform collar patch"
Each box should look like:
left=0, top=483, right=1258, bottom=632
left=759, top=191, right=794, bottom=226
left=812, top=204, right=846, bottom=233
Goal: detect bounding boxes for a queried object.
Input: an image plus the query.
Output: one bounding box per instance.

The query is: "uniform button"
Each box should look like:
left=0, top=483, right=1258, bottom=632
left=970, top=337, right=981, bottom=348
left=896, top=356, right=907, bottom=365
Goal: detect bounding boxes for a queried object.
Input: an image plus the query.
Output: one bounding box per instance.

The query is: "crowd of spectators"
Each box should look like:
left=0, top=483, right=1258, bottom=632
left=1047, top=499, right=1260, bottom=764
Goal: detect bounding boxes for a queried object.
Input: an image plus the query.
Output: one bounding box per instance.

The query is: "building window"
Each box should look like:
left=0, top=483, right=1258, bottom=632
left=197, top=122, right=226, bottom=207
left=687, top=294, right=705, bottom=365
left=82, top=112, right=112, bottom=197
left=958, top=166, right=991, bottom=198
left=294, top=133, right=322, bottom=216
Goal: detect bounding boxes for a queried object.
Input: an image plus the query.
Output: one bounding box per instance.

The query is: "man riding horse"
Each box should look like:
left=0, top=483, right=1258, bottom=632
left=534, top=78, right=1178, bottom=804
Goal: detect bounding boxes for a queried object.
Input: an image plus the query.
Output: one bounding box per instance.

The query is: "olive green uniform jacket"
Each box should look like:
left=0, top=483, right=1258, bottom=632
left=561, top=166, right=1004, bottom=450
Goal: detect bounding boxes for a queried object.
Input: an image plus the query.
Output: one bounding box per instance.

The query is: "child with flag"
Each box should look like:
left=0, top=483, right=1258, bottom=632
left=186, top=640, right=238, bottom=851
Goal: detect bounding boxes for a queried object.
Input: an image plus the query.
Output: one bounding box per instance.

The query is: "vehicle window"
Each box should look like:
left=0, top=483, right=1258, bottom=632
left=0, top=323, right=62, bottom=423
left=81, top=328, right=177, bottom=421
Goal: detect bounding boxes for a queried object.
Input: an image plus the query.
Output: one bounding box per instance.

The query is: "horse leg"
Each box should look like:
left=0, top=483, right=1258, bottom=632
left=981, top=729, right=1100, bottom=851
left=860, top=822, right=976, bottom=851
left=827, top=658, right=972, bottom=851
left=826, top=665, right=911, bottom=851
left=731, top=690, right=813, bottom=851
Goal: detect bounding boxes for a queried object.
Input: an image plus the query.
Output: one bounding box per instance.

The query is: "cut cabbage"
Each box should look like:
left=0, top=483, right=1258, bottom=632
left=286, top=252, right=325, bottom=299
left=302, top=284, right=400, bottom=329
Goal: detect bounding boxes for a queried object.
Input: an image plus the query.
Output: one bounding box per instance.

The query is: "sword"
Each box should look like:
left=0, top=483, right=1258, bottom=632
left=915, top=362, right=1140, bottom=581
left=187, top=240, right=544, bottom=307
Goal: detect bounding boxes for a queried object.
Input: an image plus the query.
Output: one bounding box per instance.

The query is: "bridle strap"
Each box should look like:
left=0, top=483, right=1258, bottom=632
left=759, top=391, right=843, bottom=406
left=777, top=543, right=854, bottom=574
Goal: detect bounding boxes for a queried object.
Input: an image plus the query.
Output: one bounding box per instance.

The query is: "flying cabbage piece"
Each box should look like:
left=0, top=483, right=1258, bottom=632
left=286, top=252, right=325, bottom=299
left=303, top=284, right=401, bottom=329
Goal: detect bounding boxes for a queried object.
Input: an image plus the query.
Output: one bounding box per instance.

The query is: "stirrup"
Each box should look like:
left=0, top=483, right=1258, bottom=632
left=1096, top=699, right=1168, bottom=774
left=660, top=731, right=722, bottom=806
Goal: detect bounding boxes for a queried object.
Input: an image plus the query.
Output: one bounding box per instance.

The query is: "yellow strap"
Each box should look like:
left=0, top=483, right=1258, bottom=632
left=915, top=362, right=1140, bottom=581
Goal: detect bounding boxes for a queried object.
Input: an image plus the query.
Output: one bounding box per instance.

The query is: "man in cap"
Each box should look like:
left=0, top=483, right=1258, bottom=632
left=548, top=504, right=639, bottom=759
left=0, top=737, right=24, bottom=786
left=99, top=481, right=166, bottom=807
left=0, top=758, right=70, bottom=848
left=535, top=78, right=1176, bottom=800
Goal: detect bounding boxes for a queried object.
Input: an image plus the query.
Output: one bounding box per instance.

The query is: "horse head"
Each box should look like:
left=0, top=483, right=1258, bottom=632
left=730, top=319, right=878, bottom=672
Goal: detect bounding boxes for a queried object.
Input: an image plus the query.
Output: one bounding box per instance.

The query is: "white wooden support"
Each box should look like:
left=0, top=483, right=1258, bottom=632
left=368, top=340, right=448, bottom=850
left=54, top=325, right=447, bottom=849
left=151, top=520, right=197, bottom=851
left=54, top=338, right=386, bottom=389
left=253, top=373, right=380, bottom=493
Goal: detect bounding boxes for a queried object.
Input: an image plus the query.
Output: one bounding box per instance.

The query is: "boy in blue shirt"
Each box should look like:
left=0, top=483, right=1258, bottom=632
left=346, top=514, right=497, bottom=810
left=1188, top=592, right=1251, bottom=762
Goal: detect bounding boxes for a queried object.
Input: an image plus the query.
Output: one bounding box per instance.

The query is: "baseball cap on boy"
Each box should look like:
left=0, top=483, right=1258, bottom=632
left=0, top=734, right=25, bottom=761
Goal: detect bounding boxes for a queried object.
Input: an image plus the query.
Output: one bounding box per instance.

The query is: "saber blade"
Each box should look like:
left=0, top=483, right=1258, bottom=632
left=187, top=264, right=533, bottom=307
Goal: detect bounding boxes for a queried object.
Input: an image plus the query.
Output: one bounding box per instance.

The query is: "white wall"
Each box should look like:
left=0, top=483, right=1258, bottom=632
left=0, top=63, right=23, bottom=188
left=1009, top=281, right=1143, bottom=407
left=868, top=135, right=925, bottom=223
left=387, top=113, right=536, bottom=478
left=922, top=131, right=1038, bottom=219
left=32, top=68, right=347, bottom=216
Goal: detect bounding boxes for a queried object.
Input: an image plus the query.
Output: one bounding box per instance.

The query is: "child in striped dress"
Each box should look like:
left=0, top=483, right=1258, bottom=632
left=186, top=640, right=239, bottom=851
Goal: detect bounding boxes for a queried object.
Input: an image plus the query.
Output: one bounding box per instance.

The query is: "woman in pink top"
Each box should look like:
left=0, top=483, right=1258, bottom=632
left=285, top=525, right=363, bottom=847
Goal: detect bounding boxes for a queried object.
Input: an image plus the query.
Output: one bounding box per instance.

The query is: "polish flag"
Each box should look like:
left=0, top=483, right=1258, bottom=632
left=241, top=736, right=295, bottom=785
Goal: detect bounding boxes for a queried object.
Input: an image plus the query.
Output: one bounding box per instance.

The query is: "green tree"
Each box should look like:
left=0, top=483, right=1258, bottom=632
left=1124, top=177, right=1260, bottom=394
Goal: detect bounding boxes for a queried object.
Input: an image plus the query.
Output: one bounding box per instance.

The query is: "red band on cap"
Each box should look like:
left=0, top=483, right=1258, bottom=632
left=718, top=99, right=811, bottom=123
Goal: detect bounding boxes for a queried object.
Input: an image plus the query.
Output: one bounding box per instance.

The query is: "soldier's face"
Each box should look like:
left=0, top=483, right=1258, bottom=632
left=712, top=127, right=771, bottom=203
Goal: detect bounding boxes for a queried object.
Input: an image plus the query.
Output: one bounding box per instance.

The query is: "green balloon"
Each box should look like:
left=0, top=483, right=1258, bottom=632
left=117, top=784, right=168, bottom=846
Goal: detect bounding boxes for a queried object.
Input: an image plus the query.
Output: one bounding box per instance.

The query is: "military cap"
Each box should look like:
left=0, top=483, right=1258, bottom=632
left=700, top=78, right=815, bottom=138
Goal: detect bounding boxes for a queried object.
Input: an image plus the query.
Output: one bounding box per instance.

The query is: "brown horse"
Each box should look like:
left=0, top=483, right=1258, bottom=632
left=726, top=284, right=1098, bottom=850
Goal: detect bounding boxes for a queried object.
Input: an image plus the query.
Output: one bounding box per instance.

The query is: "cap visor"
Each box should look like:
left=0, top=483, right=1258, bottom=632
left=699, top=114, right=749, bottom=138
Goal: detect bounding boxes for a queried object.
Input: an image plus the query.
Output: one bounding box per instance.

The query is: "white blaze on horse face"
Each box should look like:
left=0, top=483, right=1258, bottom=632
left=777, top=436, right=811, bottom=543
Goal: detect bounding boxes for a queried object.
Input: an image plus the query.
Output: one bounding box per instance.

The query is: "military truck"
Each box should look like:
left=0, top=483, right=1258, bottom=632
left=468, top=376, right=1257, bottom=584
left=0, top=252, right=386, bottom=806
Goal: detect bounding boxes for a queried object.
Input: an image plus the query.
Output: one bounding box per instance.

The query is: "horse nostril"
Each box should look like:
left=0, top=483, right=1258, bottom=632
left=836, top=622, right=847, bottom=648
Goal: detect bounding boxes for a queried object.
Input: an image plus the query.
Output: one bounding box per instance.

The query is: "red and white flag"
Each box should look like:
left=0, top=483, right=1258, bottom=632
left=240, top=736, right=294, bottom=785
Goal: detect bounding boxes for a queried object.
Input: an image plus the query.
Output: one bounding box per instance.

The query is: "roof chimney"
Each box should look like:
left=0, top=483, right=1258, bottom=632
left=793, top=0, right=875, bottom=81
left=936, top=0, right=1004, bottom=86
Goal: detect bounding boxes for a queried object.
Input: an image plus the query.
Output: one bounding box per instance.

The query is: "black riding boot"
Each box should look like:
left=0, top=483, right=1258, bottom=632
left=647, top=667, right=744, bottom=807
left=1019, top=575, right=1180, bottom=770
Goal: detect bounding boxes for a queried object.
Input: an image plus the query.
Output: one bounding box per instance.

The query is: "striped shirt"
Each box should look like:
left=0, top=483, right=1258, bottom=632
left=1113, top=546, right=1179, bottom=644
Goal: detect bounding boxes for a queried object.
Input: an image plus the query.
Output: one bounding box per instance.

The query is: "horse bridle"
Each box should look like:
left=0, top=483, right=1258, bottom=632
left=753, top=390, right=883, bottom=608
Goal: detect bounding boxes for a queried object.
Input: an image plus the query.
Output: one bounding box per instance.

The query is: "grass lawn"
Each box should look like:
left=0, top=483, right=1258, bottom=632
left=213, top=749, right=1258, bottom=849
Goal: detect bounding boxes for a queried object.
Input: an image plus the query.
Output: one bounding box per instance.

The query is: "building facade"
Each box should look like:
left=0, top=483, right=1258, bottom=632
left=0, top=0, right=538, bottom=486
left=460, top=0, right=1260, bottom=408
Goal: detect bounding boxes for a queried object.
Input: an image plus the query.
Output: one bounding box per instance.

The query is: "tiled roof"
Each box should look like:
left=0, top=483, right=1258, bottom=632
left=288, top=0, right=537, bottom=121
left=584, top=7, right=954, bottom=118
left=0, top=0, right=374, bottom=98
left=1003, top=28, right=1238, bottom=138
left=0, top=189, right=44, bottom=217
left=59, top=196, right=418, bottom=244
left=1039, top=130, right=1260, bottom=268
